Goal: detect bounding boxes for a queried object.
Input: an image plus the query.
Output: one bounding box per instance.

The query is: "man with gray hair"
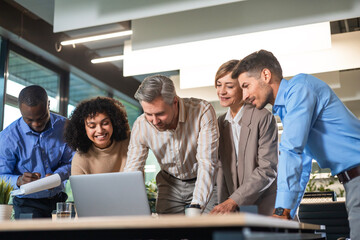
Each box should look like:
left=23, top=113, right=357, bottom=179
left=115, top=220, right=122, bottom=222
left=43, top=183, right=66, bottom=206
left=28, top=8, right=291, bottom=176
left=124, top=75, right=219, bottom=214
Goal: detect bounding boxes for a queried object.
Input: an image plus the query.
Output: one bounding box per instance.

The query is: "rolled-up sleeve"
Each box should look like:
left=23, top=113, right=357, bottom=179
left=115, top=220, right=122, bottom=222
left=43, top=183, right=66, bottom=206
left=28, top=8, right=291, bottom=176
left=124, top=118, right=149, bottom=172
left=193, top=104, right=219, bottom=207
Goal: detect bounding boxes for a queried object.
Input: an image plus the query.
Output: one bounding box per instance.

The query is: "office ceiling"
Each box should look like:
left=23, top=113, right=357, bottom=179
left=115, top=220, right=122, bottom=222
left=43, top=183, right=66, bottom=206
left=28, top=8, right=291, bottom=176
left=331, top=18, right=360, bottom=34
left=13, top=0, right=246, bottom=73
left=7, top=0, right=360, bottom=118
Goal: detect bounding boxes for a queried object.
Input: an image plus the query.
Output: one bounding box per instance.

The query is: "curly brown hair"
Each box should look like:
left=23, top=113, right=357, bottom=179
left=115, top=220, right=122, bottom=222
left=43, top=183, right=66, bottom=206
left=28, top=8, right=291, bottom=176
left=64, top=97, right=130, bottom=153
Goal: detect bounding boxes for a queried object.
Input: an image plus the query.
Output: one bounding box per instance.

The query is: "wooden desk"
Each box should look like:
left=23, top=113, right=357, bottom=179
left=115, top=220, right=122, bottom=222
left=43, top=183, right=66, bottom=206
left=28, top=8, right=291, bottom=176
left=0, top=213, right=325, bottom=240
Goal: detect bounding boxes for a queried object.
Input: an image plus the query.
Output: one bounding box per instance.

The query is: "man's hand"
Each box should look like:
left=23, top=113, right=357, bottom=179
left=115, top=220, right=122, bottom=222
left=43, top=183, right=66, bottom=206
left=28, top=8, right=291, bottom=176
left=17, top=172, right=41, bottom=187
left=210, top=198, right=238, bottom=214
left=272, top=208, right=292, bottom=220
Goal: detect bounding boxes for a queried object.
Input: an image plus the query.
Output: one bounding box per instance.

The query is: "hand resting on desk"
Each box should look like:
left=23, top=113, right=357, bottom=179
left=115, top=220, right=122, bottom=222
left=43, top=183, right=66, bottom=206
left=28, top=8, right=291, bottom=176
left=210, top=198, right=238, bottom=214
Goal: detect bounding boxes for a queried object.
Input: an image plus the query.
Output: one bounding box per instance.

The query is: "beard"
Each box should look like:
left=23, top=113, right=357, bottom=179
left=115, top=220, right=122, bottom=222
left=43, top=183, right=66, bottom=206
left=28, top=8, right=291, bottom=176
left=257, top=82, right=273, bottom=110
left=154, top=114, right=178, bottom=131
left=154, top=123, right=168, bottom=131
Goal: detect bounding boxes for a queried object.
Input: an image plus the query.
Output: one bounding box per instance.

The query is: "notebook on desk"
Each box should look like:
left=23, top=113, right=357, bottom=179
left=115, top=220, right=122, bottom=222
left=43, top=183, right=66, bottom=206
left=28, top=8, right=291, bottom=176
left=70, top=171, right=151, bottom=217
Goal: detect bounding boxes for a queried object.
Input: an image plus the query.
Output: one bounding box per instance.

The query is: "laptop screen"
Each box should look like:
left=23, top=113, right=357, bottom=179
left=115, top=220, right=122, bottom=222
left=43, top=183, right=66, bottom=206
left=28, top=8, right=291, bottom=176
left=70, top=171, right=151, bottom=217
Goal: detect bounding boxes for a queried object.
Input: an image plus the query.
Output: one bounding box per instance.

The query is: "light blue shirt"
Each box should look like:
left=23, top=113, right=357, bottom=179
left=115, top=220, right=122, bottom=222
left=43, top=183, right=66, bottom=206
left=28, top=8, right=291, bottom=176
left=0, top=113, right=74, bottom=199
left=272, top=74, right=360, bottom=211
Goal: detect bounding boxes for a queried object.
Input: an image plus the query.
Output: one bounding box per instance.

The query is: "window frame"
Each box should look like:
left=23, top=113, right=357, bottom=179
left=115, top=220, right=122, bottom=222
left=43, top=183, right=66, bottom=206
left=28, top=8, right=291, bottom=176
left=0, top=40, right=71, bottom=130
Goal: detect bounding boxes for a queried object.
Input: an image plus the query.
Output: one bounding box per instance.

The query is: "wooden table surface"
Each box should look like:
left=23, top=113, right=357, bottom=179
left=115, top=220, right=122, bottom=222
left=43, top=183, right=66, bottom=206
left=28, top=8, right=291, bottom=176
left=0, top=213, right=324, bottom=232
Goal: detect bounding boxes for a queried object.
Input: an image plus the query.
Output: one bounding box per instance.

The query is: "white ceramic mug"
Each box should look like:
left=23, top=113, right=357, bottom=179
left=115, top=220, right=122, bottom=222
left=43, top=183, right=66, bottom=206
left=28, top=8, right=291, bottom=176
left=185, top=204, right=201, bottom=217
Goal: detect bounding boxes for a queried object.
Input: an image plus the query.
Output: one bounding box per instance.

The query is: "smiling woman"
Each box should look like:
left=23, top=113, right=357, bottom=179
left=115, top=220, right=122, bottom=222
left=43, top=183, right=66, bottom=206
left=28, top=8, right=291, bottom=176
left=84, top=112, right=114, bottom=149
left=64, top=97, right=130, bottom=175
left=210, top=59, right=278, bottom=216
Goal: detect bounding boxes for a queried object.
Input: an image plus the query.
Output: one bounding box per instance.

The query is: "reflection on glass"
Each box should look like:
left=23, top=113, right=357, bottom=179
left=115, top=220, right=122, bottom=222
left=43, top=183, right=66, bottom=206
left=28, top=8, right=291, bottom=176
left=67, top=104, right=76, bottom=118
left=68, top=74, right=108, bottom=117
left=114, top=97, right=142, bottom=128
left=6, top=51, right=60, bottom=113
left=68, top=74, right=143, bottom=126
left=5, top=79, right=23, bottom=98
left=3, top=104, right=21, bottom=129
left=6, top=80, right=58, bottom=112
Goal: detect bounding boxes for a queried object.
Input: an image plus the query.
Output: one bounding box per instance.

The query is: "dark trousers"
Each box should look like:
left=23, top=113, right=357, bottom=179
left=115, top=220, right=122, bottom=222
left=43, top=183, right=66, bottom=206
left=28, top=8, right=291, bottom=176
left=13, top=192, right=67, bottom=219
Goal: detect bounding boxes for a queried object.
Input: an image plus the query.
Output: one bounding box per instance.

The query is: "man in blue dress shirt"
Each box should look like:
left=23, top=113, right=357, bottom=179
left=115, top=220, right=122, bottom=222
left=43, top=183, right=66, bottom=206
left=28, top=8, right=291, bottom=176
left=0, top=85, right=74, bottom=219
left=232, top=50, right=360, bottom=240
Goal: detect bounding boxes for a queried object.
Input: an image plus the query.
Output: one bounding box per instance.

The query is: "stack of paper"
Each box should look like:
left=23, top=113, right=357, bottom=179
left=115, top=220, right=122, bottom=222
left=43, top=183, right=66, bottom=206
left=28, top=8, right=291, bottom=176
left=11, top=174, right=61, bottom=196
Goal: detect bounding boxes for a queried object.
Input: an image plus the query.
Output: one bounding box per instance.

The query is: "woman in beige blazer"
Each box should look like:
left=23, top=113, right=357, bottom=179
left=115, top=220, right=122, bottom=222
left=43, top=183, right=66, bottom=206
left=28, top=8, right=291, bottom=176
left=210, top=60, right=278, bottom=216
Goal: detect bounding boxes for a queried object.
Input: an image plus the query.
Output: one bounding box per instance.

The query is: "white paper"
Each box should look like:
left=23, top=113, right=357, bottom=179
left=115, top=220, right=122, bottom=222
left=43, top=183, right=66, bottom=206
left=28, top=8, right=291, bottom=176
left=11, top=174, right=61, bottom=196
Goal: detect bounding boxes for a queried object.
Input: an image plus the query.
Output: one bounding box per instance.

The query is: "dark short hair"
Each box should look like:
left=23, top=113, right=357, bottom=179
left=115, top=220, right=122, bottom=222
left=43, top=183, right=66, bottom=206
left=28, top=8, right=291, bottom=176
left=64, top=97, right=130, bottom=153
left=18, top=85, right=48, bottom=107
left=232, top=50, right=283, bottom=80
left=214, top=59, right=240, bottom=87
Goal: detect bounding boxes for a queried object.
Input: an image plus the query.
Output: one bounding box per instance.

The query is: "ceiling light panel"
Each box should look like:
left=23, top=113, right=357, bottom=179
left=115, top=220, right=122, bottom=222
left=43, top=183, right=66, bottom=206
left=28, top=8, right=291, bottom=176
left=61, top=30, right=133, bottom=46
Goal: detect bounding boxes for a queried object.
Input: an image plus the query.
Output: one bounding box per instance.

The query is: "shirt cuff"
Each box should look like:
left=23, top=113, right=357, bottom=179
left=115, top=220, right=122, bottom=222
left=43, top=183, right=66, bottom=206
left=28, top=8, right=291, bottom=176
left=275, top=191, right=299, bottom=209
left=190, top=201, right=203, bottom=209
left=10, top=175, right=20, bottom=189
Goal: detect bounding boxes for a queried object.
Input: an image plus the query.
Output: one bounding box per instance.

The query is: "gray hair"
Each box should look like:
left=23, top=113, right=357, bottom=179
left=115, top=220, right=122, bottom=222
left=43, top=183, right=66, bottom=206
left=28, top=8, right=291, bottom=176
left=134, top=75, right=177, bottom=105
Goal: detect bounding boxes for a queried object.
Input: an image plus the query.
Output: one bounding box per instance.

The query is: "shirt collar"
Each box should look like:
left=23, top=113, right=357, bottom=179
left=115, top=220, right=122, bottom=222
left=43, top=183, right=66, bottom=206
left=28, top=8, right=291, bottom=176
left=273, top=79, right=288, bottom=110
left=224, top=105, right=245, bottom=124
left=178, top=97, right=186, bottom=123
left=20, top=112, right=56, bottom=135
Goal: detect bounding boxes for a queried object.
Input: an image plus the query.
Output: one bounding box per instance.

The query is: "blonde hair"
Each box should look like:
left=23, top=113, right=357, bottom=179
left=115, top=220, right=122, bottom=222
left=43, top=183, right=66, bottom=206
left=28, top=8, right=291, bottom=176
left=214, top=60, right=240, bottom=87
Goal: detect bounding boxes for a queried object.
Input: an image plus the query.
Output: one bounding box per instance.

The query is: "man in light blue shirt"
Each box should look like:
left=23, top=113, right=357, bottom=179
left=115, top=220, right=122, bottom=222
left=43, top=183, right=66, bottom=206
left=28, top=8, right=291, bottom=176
left=232, top=50, right=360, bottom=240
left=0, top=85, right=74, bottom=219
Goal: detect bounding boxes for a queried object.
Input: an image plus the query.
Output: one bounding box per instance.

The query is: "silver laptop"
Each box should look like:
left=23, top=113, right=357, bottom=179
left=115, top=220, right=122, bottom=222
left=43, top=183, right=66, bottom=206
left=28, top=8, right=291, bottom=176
left=70, top=171, right=151, bottom=217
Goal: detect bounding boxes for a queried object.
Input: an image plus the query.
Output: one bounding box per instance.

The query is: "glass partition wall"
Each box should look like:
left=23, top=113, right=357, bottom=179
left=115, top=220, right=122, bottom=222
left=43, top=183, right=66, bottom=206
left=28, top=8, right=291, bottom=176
left=68, top=73, right=109, bottom=117
left=0, top=36, right=156, bottom=197
left=0, top=39, right=142, bottom=131
left=3, top=50, right=62, bottom=129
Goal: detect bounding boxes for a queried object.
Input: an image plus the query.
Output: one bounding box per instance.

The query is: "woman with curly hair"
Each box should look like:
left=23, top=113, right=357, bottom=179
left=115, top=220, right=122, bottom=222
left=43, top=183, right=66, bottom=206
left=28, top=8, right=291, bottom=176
left=64, top=97, right=130, bottom=175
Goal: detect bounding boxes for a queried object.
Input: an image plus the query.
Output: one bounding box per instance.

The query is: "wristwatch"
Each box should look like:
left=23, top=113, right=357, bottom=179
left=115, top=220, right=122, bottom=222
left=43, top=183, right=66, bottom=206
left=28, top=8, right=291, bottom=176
left=273, top=207, right=291, bottom=218
left=186, top=204, right=201, bottom=209
left=274, top=207, right=285, bottom=216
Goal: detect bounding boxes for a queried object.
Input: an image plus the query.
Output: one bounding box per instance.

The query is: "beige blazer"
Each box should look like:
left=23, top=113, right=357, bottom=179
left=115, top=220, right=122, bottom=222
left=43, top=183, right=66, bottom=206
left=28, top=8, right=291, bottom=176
left=217, top=104, right=278, bottom=216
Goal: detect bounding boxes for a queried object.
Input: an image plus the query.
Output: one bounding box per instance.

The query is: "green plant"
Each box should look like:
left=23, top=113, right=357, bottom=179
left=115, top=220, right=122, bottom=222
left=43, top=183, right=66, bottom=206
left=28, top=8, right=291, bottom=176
left=337, top=187, right=345, bottom=197
left=306, top=175, right=317, bottom=192
left=145, top=179, right=157, bottom=213
left=306, top=173, right=346, bottom=198
left=0, top=179, right=14, bottom=204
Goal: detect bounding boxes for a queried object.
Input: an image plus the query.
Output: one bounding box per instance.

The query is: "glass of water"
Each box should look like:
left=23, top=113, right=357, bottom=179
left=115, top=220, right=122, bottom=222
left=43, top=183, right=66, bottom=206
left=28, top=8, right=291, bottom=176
left=56, top=202, right=73, bottom=220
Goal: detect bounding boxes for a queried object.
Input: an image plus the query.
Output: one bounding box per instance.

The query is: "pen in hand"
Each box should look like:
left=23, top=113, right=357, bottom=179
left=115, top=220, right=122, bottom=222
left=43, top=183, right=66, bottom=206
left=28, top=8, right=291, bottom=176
left=16, top=172, right=41, bottom=187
